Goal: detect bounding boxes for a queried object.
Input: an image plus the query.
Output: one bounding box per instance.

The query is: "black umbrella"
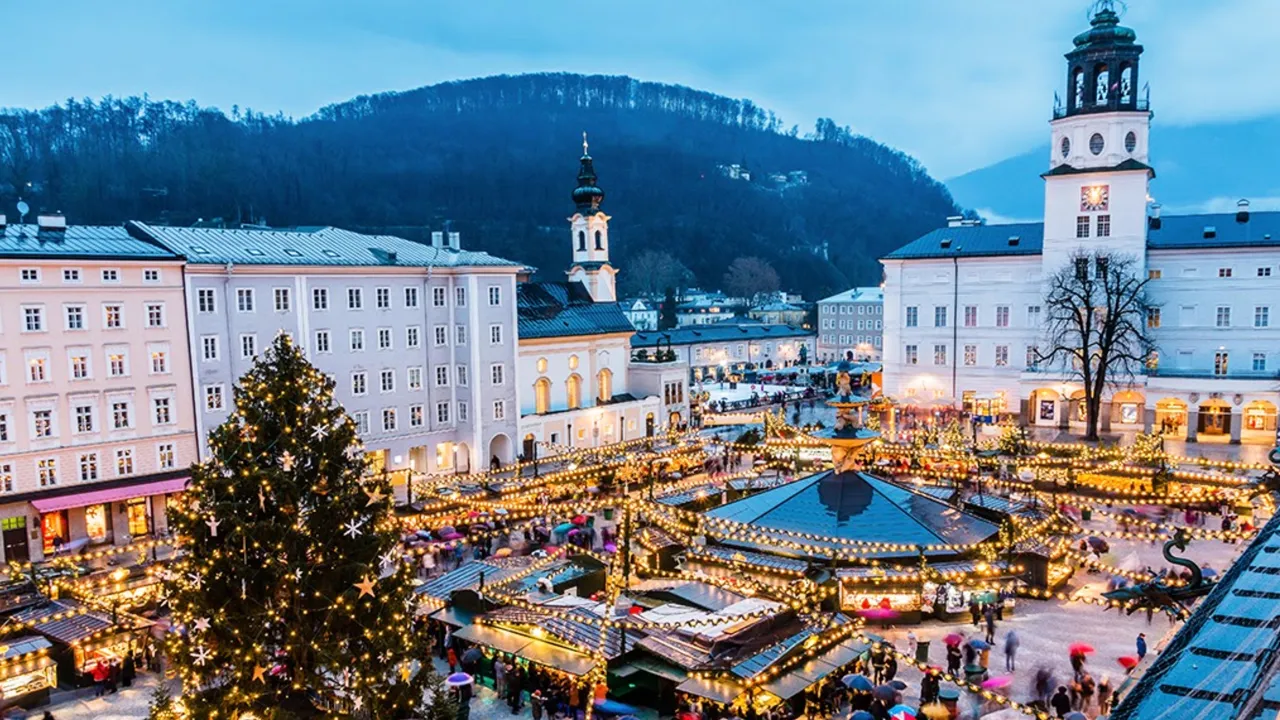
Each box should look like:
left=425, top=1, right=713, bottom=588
left=873, top=684, right=898, bottom=701
left=1086, top=536, right=1109, bottom=553
left=460, top=647, right=483, bottom=668
left=889, top=679, right=908, bottom=691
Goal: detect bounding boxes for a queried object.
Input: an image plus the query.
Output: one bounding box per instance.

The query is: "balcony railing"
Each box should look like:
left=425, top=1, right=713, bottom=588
left=1144, top=368, right=1280, bottom=380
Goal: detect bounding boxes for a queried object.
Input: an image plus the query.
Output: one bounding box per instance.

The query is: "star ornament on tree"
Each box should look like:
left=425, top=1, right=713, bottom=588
left=252, top=664, right=268, bottom=683
left=379, top=549, right=398, bottom=569
left=193, top=617, right=211, bottom=633
left=191, top=644, right=212, bottom=666
left=311, top=423, right=329, bottom=441
left=364, top=486, right=387, bottom=506
left=342, top=518, right=366, bottom=539
left=354, top=576, right=377, bottom=598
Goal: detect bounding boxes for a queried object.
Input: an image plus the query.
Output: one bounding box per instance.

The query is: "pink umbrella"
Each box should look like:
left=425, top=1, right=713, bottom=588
left=981, top=676, right=1012, bottom=689
left=859, top=607, right=899, bottom=620
left=944, top=633, right=963, bottom=646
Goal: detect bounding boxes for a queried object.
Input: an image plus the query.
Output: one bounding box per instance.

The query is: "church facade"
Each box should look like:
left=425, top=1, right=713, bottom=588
left=515, top=142, right=683, bottom=458
left=882, top=4, right=1280, bottom=444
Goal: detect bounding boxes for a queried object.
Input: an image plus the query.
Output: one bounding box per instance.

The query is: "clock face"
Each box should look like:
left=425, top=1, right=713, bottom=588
left=1081, top=185, right=1109, bottom=212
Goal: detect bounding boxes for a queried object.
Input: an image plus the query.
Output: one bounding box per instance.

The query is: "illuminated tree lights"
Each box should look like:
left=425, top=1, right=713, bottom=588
left=164, top=334, right=430, bottom=718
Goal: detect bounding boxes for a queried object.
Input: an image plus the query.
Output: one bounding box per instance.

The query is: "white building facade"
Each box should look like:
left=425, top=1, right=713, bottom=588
left=516, top=146, right=667, bottom=457
left=817, top=287, right=884, bottom=362
left=882, top=5, right=1280, bottom=444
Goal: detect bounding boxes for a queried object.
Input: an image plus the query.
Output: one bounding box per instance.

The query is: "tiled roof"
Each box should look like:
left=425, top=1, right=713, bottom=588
left=706, top=471, right=999, bottom=557
left=882, top=211, right=1280, bottom=261
left=1147, top=211, right=1280, bottom=251
left=0, top=224, right=176, bottom=260
left=413, top=558, right=533, bottom=601
left=1040, top=158, right=1155, bottom=178
left=818, top=286, right=884, bottom=304
left=631, top=324, right=814, bottom=348
left=516, top=281, right=635, bottom=339
left=881, top=222, right=1045, bottom=260
left=1110, top=512, right=1280, bottom=720
left=128, top=222, right=521, bottom=268
left=8, top=599, right=120, bottom=644
left=485, top=605, right=635, bottom=658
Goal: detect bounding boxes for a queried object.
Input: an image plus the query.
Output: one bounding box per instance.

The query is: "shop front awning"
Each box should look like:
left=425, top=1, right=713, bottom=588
left=676, top=675, right=746, bottom=704
left=31, top=477, right=187, bottom=514
left=757, top=638, right=868, bottom=701
left=450, top=622, right=598, bottom=677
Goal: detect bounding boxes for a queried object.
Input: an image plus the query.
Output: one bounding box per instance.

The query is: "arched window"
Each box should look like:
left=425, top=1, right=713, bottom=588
left=1094, top=63, right=1109, bottom=105
left=1072, top=68, right=1085, bottom=109
left=566, top=374, right=582, bottom=410
left=597, top=368, right=613, bottom=402
left=594, top=230, right=603, bottom=250
left=534, top=378, right=552, bottom=414
left=536, top=357, right=548, bottom=373
left=577, top=230, right=586, bottom=251
left=568, top=354, right=579, bottom=370
left=1119, top=64, right=1133, bottom=104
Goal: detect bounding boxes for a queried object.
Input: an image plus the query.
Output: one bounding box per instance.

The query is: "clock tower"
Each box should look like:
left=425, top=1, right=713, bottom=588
left=1041, top=0, right=1153, bottom=274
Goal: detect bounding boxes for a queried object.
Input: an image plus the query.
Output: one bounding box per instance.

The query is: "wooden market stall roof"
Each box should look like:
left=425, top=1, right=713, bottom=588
left=450, top=622, right=597, bottom=677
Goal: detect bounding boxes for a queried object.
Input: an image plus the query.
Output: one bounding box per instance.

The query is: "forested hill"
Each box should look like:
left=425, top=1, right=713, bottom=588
left=0, top=73, right=963, bottom=296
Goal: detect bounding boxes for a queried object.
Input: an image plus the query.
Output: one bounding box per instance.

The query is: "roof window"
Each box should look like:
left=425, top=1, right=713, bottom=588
left=940, top=239, right=952, bottom=249
left=246, top=248, right=265, bottom=256
left=190, top=245, right=210, bottom=255
left=321, top=249, right=341, bottom=258
left=1203, top=226, right=1217, bottom=239
left=283, top=249, right=302, bottom=257
left=1008, top=236, right=1020, bottom=246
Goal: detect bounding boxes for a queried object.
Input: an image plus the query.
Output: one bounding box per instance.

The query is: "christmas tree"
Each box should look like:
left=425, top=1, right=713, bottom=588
left=165, top=334, right=429, bottom=718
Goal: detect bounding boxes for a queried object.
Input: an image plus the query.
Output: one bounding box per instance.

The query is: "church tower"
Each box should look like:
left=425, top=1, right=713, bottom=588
left=1041, top=0, right=1153, bottom=273
left=567, top=134, right=617, bottom=302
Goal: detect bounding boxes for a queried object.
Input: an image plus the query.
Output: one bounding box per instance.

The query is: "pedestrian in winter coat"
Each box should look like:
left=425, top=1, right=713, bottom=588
left=1051, top=687, right=1072, bottom=719
left=921, top=670, right=941, bottom=704
left=494, top=655, right=506, bottom=698
left=1004, top=630, right=1020, bottom=672
left=984, top=605, right=997, bottom=644
left=1098, top=675, right=1113, bottom=714
left=970, top=601, right=981, bottom=627
left=447, top=647, right=458, bottom=673
left=530, top=689, right=545, bottom=720
left=1136, top=632, right=1148, bottom=659
left=947, top=644, right=963, bottom=675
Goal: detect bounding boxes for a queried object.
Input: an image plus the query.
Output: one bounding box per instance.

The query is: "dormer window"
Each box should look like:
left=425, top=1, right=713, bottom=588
left=940, top=239, right=952, bottom=249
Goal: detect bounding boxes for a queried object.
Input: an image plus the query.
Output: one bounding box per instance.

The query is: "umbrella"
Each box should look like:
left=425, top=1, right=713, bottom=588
left=495, top=508, right=510, bottom=516
left=437, top=526, right=456, bottom=537
left=889, top=704, right=917, bottom=720
left=944, top=633, right=964, bottom=646
left=860, top=607, right=899, bottom=620
left=543, top=545, right=559, bottom=554
left=594, top=699, right=640, bottom=715
left=982, top=675, right=1012, bottom=689
left=889, top=679, right=908, bottom=691
left=1069, top=643, right=1095, bottom=655
left=440, top=532, right=464, bottom=541
left=567, top=528, right=582, bottom=537
left=873, top=684, right=898, bottom=701
left=968, top=638, right=990, bottom=650
left=1086, top=536, right=1110, bottom=553
left=921, top=703, right=949, bottom=720
left=1117, top=655, right=1139, bottom=669
left=460, top=648, right=483, bottom=666
left=1065, top=713, right=1087, bottom=720
left=554, top=523, right=576, bottom=534
left=415, top=530, right=433, bottom=540
left=603, top=542, right=618, bottom=553
left=1202, top=567, right=1218, bottom=578
left=445, top=672, right=473, bottom=687
left=572, top=515, right=588, bottom=525
left=842, top=674, right=875, bottom=692
left=851, top=713, right=874, bottom=720
left=494, top=547, right=513, bottom=558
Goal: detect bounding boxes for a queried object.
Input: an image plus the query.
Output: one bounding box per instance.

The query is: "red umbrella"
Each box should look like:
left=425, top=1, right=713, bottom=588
left=572, top=515, right=588, bottom=525
left=1069, top=643, right=1095, bottom=655
left=944, top=633, right=963, bottom=646
left=981, top=675, right=1012, bottom=689
left=1117, top=656, right=1139, bottom=669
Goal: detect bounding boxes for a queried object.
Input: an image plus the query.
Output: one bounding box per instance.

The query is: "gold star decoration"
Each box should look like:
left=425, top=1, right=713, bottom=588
left=364, top=487, right=387, bottom=506
left=252, top=664, right=267, bottom=683
left=354, top=576, right=376, bottom=598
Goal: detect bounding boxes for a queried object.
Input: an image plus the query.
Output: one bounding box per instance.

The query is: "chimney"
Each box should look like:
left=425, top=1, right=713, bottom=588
left=1237, top=198, right=1250, bottom=224
left=37, top=213, right=67, bottom=232
left=946, top=215, right=964, bottom=228
left=1148, top=203, right=1162, bottom=230
left=431, top=231, right=444, bottom=249
left=386, top=250, right=398, bottom=264
left=447, top=231, right=461, bottom=250
left=0, top=214, right=6, bottom=231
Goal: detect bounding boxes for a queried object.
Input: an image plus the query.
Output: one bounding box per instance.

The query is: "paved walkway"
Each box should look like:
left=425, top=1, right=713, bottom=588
left=35, top=673, right=166, bottom=719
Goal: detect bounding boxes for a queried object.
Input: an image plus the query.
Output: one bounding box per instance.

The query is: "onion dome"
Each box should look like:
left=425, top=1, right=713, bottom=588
left=572, top=132, right=605, bottom=213
left=1073, top=2, right=1137, bottom=50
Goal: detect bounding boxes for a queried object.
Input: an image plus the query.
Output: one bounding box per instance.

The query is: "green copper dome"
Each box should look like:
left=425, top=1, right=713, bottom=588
left=1073, top=6, right=1137, bottom=49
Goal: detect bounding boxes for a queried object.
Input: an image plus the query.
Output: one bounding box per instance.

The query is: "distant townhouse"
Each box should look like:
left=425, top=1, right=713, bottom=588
left=515, top=144, right=684, bottom=456
left=817, top=287, right=884, bottom=362
left=621, top=298, right=659, bottom=331
left=632, top=324, right=815, bottom=385
left=128, top=223, right=524, bottom=491
left=0, top=216, right=196, bottom=563
left=747, top=301, right=809, bottom=328
left=675, top=297, right=738, bottom=327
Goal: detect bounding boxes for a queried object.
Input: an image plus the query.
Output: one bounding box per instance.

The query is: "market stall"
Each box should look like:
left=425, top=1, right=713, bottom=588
left=7, top=599, right=151, bottom=685
left=0, top=637, right=56, bottom=710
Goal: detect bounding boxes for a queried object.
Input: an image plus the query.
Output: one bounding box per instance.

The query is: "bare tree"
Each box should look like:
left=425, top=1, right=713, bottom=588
left=1038, top=249, right=1153, bottom=441
left=619, top=250, right=693, bottom=297
left=722, top=256, right=781, bottom=301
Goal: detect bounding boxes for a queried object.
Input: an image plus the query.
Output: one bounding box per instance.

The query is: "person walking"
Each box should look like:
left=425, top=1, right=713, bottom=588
left=530, top=689, right=545, bottom=720
left=1051, top=686, right=1072, bottom=719
left=494, top=656, right=506, bottom=699
left=507, top=662, right=523, bottom=713
left=447, top=646, right=458, bottom=674
left=947, top=642, right=963, bottom=676
left=984, top=604, right=997, bottom=644
left=1004, top=630, right=1020, bottom=672
left=1098, top=675, right=1113, bottom=715
left=1136, top=632, right=1148, bottom=661
left=1079, top=672, right=1096, bottom=714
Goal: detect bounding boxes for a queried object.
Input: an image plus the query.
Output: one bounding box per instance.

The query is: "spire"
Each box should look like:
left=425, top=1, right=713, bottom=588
left=572, top=132, right=605, bottom=213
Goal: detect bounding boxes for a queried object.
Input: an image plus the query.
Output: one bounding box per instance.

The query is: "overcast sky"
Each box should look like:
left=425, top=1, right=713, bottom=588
left=7, top=0, right=1279, bottom=178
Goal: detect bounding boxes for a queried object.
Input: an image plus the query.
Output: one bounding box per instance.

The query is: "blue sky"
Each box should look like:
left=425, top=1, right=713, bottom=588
left=7, top=0, right=1280, bottom=178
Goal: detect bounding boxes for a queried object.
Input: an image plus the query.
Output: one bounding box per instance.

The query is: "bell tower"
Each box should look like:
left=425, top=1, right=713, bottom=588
left=1042, top=0, right=1153, bottom=273
left=568, top=133, right=617, bottom=302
